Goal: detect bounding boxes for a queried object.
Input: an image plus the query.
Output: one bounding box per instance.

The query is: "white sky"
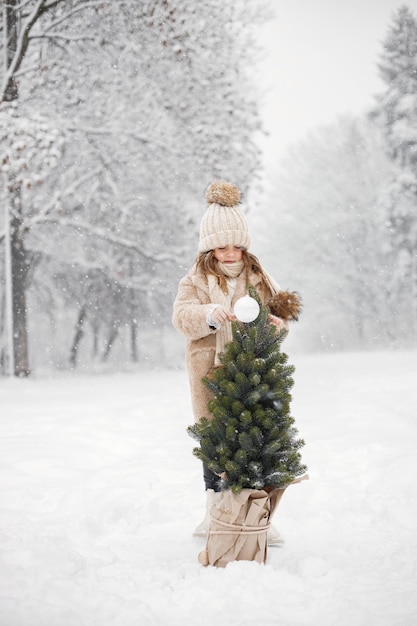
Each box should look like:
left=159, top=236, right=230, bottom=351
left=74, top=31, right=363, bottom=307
left=258, top=0, right=417, bottom=160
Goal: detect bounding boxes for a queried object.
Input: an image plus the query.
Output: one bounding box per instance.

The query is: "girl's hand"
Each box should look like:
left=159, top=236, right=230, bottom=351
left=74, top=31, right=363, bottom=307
left=269, top=314, right=286, bottom=329
left=210, top=306, right=236, bottom=325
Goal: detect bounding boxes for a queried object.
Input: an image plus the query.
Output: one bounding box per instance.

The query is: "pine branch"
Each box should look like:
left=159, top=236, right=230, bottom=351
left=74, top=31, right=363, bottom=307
left=187, top=287, right=307, bottom=492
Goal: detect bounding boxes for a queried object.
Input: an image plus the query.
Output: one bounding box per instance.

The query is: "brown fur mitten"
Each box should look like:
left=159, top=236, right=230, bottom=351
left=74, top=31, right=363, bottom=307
left=267, top=291, right=303, bottom=322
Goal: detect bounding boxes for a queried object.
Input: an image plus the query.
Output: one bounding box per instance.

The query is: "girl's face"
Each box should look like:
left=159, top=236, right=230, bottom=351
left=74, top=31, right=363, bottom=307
left=213, top=245, right=243, bottom=264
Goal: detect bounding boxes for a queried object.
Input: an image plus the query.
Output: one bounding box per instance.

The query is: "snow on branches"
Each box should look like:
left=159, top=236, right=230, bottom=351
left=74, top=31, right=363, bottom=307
left=0, top=102, right=65, bottom=190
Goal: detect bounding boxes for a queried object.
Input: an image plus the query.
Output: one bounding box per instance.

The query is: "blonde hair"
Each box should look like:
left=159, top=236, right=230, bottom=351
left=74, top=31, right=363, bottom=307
left=195, top=249, right=268, bottom=294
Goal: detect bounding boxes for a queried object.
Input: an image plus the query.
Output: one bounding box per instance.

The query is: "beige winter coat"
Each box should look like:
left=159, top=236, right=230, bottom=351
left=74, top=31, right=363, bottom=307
left=172, top=268, right=277, bottom=422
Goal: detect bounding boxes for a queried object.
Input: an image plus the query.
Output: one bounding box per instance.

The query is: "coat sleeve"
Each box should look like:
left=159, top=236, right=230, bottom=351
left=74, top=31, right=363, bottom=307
left=172, top=274, right=218, bottom=341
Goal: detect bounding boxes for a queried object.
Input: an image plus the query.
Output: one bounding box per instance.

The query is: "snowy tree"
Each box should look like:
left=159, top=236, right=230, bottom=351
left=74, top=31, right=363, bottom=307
left=30, top=0, right=267, bottom=365
left=259, top=117, right=395, bottom=351
left=0, top=0, right=105, bottom=375
left=374, top=5, right=417, bottom=166
left=371, top=4, right=417, bottom=337
left=257, top=6, right=417, bottom=351
left=0, top=103, right=65, bottom=374
left=1, top=0, right=268, bottom=373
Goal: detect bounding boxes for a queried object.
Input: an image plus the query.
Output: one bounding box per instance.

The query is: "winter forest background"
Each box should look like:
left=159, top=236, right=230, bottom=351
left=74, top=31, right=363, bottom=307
left=1, top=0, right=417, bottom=377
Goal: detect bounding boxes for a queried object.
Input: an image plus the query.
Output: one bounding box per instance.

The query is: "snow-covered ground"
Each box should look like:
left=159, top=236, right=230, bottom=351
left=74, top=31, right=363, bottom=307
left=0, top=350, right=416, bottom=626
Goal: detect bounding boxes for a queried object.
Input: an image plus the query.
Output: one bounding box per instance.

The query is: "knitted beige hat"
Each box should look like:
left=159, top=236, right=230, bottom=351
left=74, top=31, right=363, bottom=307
left=198, top=181, right=251, bottom=252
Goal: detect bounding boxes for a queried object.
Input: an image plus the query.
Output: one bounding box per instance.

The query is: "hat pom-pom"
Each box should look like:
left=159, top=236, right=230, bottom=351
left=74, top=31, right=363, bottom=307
left=267, top=291, right=303, bottom=322
left=205, top=181, right=240, bottom=207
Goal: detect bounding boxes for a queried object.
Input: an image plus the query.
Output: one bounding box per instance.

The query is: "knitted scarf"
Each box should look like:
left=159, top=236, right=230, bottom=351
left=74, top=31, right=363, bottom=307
left=207, top=260, right=244, bottom=365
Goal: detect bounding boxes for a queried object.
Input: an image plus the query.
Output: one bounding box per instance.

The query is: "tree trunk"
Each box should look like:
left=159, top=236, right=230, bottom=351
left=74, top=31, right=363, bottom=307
left=91, top=322, right=99, bottom=359
left=0, top=292, right=5, bottom=373
left=3, top=0, right=19, bottom=101
left=3, top=0, right=31, bottom=376
left=130, top=319, right=138, bottom=362
left=8, top=186, right=31, bottom=377
left=102, top=327, right=119, bottom=362
left=69, top=306, right=88, bottom=368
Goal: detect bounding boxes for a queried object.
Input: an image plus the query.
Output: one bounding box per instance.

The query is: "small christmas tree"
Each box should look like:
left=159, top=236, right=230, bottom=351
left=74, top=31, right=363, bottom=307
left=188, top=287, right=307, bottom=493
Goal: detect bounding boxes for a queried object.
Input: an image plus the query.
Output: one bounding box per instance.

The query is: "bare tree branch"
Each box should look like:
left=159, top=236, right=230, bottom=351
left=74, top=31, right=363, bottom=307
left=2, top=0, right=49, bottom=100
left=28, top=216, right=181, bottom=263
left=1, top=0, right=104, bottom=101
left=41, top=1, right=103, bottom=34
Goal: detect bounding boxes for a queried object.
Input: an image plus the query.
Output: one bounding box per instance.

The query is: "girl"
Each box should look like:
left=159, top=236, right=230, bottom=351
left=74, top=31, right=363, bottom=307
left=172, top=180, right=287, bottom=543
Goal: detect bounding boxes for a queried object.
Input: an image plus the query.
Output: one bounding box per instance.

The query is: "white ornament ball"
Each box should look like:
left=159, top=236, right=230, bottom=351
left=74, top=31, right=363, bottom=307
left=234, top=295, right=260, bottom=323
